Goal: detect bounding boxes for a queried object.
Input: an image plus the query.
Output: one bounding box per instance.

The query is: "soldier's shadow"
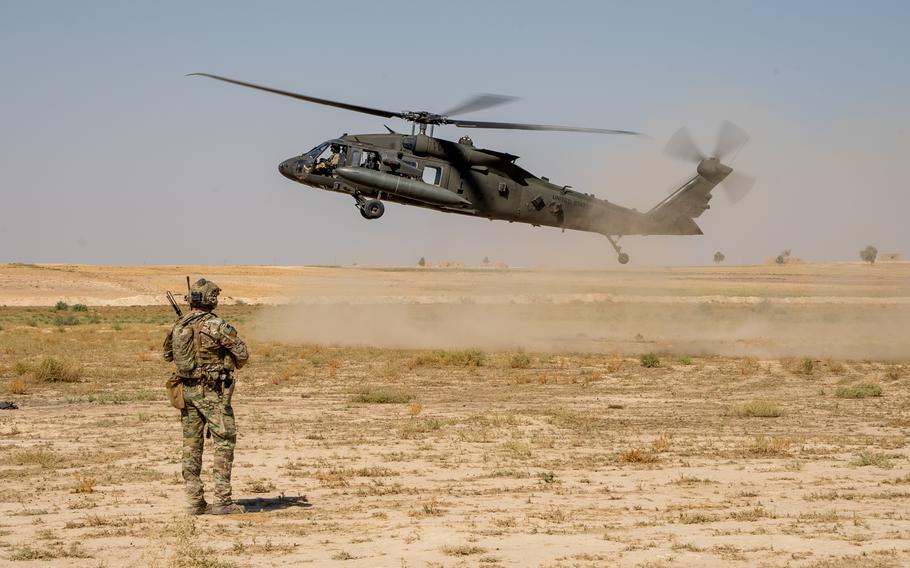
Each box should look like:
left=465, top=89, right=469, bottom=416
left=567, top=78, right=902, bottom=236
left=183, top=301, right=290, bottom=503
left=235, top=494, right=312, bottom=513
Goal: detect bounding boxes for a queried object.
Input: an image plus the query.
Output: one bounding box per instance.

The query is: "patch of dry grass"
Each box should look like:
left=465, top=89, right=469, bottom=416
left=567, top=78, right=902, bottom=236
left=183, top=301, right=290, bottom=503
left=351, top=385, right=414, bottom=404
left=12, top=447, right=64, bottom=469
left=6, top=377, right=27, bottom=395
left=441, top=544, right=487, bottom=557
left=509, top=351, right=532, bottom=369
left=727, top=400, right=782, bottom=418
left=651, top=433, right=672, bottom=453
left=783, top=357, right=815, bottom=375
left=8, top=542, right=91, bottom=561
left=619, top=447, right=658, bottom=464
left=746, top=435, right=792, bottom=457
left=850, top=451, right=893, bottom=469
left=167, top=516, right=236, bottom=568
left=33, top=357, right=82, bottom=383
left=835, top=382, right=882, bottom=399
left=739, top=357, right=760, bottom=375
left=72, top=475, right=96, bottom=494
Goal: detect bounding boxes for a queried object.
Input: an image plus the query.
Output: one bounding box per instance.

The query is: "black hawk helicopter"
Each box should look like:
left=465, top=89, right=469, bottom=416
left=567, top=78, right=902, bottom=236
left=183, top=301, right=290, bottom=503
left=190, top=73, right=754, bottom=264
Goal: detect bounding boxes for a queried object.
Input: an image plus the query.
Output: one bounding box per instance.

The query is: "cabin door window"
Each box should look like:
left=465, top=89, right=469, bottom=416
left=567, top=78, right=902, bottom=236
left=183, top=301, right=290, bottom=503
left=422, top=165, right=442, bottom=186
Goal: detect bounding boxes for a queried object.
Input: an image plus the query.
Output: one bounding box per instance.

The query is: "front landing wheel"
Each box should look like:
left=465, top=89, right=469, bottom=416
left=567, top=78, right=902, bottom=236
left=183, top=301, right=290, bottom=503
left=360, top=199, right=384, bottom=220
left=617, top=252, right=630, bottom=265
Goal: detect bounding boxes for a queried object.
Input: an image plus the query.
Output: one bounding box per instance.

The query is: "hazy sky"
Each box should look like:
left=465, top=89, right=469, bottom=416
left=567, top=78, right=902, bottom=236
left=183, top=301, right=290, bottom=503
left=1, top=1, right=908, bottom=267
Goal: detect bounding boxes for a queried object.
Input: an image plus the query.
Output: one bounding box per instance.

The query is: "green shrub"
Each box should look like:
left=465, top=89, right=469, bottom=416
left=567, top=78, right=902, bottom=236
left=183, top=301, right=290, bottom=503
left=54, top=314, right=80, bottom=326
left=33, top=357, right=82, bottom=383
left=54, top=301, right=69, bottom=311
left=72, top=304, right=88, bottom=312
left=678, top=356, right=692, bottom=366
left=441, top=349, right=486, bottom=367
left=835, top=383, right=882, bottom=399
left=509, top=352, right=531, bottom=369
left=640, top=353, right=660, bottom=368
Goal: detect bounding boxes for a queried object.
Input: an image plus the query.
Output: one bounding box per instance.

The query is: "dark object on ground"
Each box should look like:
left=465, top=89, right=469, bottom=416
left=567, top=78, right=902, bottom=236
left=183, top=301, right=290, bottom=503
left=0, top=401, right=18, bottom=410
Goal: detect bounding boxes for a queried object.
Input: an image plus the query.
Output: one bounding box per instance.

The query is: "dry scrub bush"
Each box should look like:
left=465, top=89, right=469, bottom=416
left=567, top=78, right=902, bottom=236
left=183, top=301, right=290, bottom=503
left=13, top=361, right=31, bottom=375
left=835, top=383, right=882, bottom=399
left=351, top=385, right=414, bottom=404
left=7, top=378, right=27, bottom=395
left=783, top=358, right=814, bottom=375
left=410, top=349, right=487, bottom=368
left=441, top=545, right=486, bottom=557
left=651, top=434, right=672, bottom=453
left=509, top=352, right=532, bottom=369
left=408, top=401, right=423, bottom=416
left=606, top=354, right=624, bottom=373
left=619, top=447, right=658, bottom=464
left=851, top=451, right=893, bottom=469
left=8, top=543, right=90, bottom=561
left=678, top=512, right=717, bottom=524
left=739, top=357, right=760, bottom=375
left=168, top=516, right=236, bottom=568
left=13, top=448, right=64, bottom=469
left=33, top=357, right=82, bottom=383
left=747, top=435, right=792, bottom=456
left=246, top=478, right=276, bottom=493
left=72, top=475, right=96, bottom=494
left=400, top=417, right=443, bottom=439
left=884, top=365, right=903, bottom=381
left=727, top=400, right=782, bottom=418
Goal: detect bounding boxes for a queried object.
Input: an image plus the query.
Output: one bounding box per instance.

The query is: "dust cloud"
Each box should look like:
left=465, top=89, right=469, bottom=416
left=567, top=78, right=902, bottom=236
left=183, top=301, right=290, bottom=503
left=249, top=266, right=910, bottom=360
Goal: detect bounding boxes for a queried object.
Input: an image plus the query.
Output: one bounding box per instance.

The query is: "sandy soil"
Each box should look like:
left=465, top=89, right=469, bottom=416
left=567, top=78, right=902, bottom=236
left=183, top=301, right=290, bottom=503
left=0, top=263, right=908, bottom=567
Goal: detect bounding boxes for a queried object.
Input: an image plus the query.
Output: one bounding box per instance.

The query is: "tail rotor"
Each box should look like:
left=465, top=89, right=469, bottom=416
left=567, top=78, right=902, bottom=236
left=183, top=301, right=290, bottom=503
left=665, top=121, right=755, bottom=204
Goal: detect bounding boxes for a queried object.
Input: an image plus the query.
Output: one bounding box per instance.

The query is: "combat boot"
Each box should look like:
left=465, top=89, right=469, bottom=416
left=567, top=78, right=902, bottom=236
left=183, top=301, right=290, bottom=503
left=184, top=500, right=210, bottom=515
left=210, top=502, right=245, bottom=515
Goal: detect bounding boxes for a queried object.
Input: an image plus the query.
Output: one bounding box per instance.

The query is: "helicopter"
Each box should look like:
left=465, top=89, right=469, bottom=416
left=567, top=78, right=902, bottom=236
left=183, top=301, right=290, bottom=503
left=190, top=73, right=754, bottom=264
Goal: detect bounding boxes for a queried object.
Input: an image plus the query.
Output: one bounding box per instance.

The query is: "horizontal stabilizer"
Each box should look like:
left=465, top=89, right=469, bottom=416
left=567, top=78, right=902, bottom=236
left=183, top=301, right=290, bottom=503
left=644, top=175, right=713, bottom=235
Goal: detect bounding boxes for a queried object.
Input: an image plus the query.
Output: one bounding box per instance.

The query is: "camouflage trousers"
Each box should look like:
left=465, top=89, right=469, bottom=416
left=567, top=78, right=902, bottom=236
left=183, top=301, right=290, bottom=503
left=180, top=383, right=236, bottom=506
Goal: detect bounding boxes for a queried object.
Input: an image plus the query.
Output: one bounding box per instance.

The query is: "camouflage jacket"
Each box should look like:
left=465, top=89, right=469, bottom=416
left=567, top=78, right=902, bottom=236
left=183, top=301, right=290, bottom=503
left=163, top=310, right=249, bottom=379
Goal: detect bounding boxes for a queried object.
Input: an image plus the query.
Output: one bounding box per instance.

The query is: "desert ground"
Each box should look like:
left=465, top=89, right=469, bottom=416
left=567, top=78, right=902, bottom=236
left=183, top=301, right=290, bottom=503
left=1, top=262, right=909, bottom=567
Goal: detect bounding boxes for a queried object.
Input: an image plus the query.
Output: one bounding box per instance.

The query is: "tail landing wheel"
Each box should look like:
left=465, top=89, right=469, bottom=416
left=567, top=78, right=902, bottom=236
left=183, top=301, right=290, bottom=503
left=605, top=235, right=630, bottom=264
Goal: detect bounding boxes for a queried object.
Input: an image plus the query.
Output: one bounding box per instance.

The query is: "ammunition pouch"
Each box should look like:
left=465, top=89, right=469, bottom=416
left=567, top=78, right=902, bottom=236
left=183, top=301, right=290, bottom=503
left=165, top=373, right=185, bottom=410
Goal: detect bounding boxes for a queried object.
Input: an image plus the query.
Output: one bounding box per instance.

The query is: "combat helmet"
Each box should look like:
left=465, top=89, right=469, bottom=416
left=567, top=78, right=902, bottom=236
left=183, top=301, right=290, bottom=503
left=186, top=278, right=221, bottom=309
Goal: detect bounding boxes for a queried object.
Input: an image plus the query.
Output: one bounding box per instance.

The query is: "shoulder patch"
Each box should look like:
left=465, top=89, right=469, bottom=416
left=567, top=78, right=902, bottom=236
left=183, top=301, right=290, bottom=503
left=222, top=323, right=236, bottom=336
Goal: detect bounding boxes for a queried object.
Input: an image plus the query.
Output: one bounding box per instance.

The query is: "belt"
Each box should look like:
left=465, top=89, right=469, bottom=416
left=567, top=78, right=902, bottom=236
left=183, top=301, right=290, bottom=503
left=179, top=373, right=231, bottom=388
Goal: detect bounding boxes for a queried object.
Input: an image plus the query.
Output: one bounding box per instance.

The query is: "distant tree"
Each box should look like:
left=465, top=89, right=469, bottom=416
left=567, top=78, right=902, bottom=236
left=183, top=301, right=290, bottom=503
left=775, top=249, right=791, bottom=265
left=482, top=256, right=490, bottom=265
left=418, top=257, right=426, bottom=267
left=860, top=245, right=878, bottom=264
left=713, top=251, right=725, bottom=263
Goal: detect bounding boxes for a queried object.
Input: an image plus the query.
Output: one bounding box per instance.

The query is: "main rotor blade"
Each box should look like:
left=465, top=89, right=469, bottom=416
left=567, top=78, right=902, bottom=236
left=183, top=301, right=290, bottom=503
left=664, top=127, right=704, bottom=163
left=713, top=120, right=750, bottom=160
left=188, top=73, right=404, bottom=120
left=449, top=118, right=643, bottom=136
left=722, top=170, right=756, bottom=204
left=441, top=93, right=520, bottom=117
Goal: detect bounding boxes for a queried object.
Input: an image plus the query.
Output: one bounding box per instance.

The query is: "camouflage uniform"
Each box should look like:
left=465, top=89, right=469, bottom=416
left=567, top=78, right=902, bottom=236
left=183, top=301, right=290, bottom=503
left=163, top=279, right=249, bottom=514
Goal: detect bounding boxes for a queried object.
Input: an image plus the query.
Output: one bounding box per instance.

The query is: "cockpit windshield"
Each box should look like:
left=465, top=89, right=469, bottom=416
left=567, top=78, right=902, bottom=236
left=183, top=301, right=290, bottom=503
left=305, top=142, right=331, bottom=160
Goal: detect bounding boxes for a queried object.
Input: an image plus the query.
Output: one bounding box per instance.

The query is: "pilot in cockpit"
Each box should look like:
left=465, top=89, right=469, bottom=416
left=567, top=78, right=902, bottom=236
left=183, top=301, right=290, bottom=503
left=313, top=143, right=342, bottom=174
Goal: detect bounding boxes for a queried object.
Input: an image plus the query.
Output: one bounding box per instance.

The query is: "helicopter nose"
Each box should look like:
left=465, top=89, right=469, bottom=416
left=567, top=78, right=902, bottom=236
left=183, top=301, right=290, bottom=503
left=278, top=158, right=297, bottom=180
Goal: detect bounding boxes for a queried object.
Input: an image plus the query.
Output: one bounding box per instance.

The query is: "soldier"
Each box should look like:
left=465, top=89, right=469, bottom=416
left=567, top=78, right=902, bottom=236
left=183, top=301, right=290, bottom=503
left=163, top=278, right=249, bottom=515
left=313, top=143, right=341, bottom=174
